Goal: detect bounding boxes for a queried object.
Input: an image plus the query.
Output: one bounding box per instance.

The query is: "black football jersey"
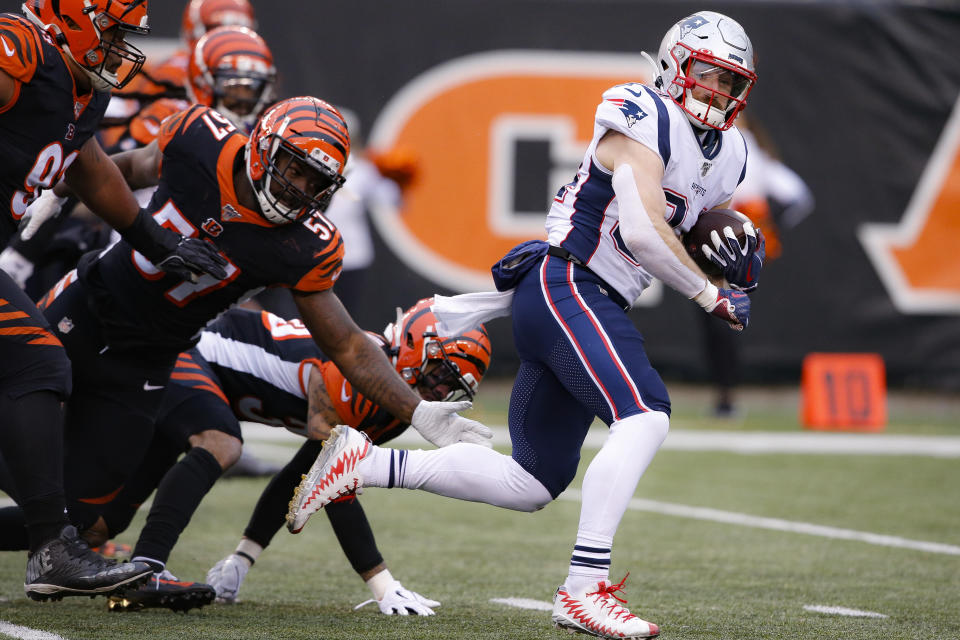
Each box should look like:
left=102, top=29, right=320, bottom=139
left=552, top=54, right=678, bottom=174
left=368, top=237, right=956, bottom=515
left=0, top=14, right=109, bottom=244
left=78, top=105, right=344, bottom=352
left=172, top=308, right=409, bottom=443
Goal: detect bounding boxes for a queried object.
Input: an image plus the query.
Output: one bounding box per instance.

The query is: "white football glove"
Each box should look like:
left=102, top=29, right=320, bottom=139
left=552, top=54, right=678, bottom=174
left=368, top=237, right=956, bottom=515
left=20, top=190, right=67, bottom=241
left=354, top=580, right=440, bottom=616
left=411, top=400, right=492, bottom=448
left=205, top=553, right=251, bottom=603
left=0, top=247, right=34, bottom=289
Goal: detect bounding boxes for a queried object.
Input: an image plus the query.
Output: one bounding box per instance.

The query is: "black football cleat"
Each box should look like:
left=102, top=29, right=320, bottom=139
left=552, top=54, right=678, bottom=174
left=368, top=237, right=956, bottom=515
left=24, top=526, right=153, bottom=601
left=107, top=570, right=216, bottom=613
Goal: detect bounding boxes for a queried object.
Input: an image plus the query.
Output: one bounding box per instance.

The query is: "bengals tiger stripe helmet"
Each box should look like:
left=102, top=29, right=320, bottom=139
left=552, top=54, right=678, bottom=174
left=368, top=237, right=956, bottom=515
left=246, top=96, right=350, bottom=224
left=181, top=0, right=254, bottom=50
left=384, top=298, right=492, bottom=403
left=22, top=0, right=150, bottom=91
left=188, top=26, right=275, bottom=132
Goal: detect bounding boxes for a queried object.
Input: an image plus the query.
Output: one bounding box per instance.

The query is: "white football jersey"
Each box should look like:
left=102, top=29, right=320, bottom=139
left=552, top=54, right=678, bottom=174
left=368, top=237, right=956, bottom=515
left=546, top=82, right=748, bottom=304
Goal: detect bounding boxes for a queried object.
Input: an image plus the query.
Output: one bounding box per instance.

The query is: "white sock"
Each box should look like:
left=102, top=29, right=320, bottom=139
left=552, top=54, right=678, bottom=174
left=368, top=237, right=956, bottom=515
left=565, top=531, right=613, bottom=594
left=566, top=411, right=669, bottom=588
left=359, top=443, right=552, bottom=512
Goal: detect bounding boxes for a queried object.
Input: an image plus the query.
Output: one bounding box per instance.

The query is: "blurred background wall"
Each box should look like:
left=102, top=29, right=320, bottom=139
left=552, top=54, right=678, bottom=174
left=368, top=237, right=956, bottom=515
left=142, top=1, right=960, bottom=388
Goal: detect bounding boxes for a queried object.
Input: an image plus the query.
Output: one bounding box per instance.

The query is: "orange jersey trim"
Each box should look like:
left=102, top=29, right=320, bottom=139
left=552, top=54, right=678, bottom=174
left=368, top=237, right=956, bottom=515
left=217, top=134, right=273, bottom=227
left=77, top=485, right=124, bottom=505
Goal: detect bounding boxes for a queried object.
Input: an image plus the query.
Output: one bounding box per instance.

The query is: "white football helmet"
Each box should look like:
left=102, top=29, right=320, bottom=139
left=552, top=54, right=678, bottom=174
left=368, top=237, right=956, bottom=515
left=653, top=11, right=757, bottom=130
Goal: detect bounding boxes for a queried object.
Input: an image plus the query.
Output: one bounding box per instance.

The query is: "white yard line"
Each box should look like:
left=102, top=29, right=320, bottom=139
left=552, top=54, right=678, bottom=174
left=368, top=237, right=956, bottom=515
left=0, top=621, right=67, bottom=640
left=804, top=605, right=888, bottom=618
left=240, top=423, right=960, bottom=458
left=489, top=597, right=553, bottom=611
left=558, top=490, right=960, bottom=556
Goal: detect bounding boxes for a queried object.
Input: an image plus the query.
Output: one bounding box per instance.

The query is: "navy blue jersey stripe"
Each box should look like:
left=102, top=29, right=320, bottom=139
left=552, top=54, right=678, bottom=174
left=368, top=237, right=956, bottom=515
left=560, top=159, right=613, bottom=263
left=641, top=86, right=671, bottom=166
left=737, top=129, right=748, bottom=186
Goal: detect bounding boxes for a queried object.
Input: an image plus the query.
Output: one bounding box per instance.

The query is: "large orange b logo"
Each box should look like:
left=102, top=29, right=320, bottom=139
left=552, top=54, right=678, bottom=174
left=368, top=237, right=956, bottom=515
left=368, top=51, right=653, bottom=292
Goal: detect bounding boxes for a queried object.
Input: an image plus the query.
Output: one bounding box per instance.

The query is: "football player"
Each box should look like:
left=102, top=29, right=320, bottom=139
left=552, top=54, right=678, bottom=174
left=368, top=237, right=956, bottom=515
left=0, top=0, right=224, bottom=600
left=285, top=11, right=765, bottom=639
left=182, top=0, right=256, bottom=53
left=186, top=25, right=276, bottom=133
left=90, top=299, right=489, bottom=612
left=34, top=96, right=491, bottom=598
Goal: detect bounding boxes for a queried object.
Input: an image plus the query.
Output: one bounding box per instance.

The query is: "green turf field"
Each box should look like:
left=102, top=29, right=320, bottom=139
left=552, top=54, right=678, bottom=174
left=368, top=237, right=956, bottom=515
left=2, top=384, right=959, bottom=639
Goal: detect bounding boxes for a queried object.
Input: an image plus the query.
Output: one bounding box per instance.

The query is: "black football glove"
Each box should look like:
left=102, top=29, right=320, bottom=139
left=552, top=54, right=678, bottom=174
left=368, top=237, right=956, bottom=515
left=155, top=235, right=228, bottom=283
left=120, top=209, right=227, bottom=283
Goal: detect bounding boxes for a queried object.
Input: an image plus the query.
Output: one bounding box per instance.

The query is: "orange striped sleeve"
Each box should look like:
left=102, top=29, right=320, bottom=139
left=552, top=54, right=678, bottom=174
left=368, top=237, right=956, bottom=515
left=293, top=234, right=344, bottom=293
left=0, top=17, right=40, bottom=83
left=157, top=105, right=206, bottom=153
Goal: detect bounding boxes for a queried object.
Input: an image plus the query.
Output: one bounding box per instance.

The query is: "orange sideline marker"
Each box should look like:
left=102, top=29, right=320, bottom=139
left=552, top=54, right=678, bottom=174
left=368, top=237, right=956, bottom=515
left=801, top=353, right=886, bottom=431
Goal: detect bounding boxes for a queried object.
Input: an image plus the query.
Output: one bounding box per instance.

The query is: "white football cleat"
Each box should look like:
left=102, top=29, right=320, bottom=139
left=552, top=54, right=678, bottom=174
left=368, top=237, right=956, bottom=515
left=551, top=574, right=659, bottom=639
left=286, top=426, right=370, bottom=534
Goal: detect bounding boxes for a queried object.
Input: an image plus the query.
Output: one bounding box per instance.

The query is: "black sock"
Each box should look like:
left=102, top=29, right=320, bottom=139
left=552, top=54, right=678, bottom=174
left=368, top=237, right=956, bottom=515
left=242, top=439, right=322, bottom=547
left=132, top=446, right=222, bottom=564
left=0, top=505, right=29, bottom=551
left=326, top=499, right=383, bottom=575
left=0, top=390, right=68, bottom=551
left=102, top=433, right=183, bottom=539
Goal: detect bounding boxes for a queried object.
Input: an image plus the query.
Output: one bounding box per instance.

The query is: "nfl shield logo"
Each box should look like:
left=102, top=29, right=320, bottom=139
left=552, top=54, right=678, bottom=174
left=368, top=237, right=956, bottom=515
left=221, top=204, right=241, bottom=221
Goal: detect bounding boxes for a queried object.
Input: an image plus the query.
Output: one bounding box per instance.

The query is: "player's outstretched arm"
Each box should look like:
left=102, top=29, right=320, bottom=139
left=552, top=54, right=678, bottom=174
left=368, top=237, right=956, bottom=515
left=295, top=289, right=421, bottom=423
left=294, top=290, right=492, bottom=447
left=62, top=137, right=227, bottom=282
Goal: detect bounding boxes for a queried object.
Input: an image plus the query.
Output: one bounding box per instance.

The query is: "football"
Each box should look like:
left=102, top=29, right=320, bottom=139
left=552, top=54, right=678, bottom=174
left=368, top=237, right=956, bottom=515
left=682, top=208, right=754, bottom=277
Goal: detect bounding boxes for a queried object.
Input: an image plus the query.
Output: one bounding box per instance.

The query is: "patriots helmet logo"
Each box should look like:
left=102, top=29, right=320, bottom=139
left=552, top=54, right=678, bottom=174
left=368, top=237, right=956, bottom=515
left=679, top=14, right=709, bottom=38
left=608, top=98, right=647, bottom=128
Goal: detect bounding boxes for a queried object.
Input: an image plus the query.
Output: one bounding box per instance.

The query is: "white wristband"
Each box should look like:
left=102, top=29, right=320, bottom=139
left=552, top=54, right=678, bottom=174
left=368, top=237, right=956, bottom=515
left=366, top=568, right=395, bottom=601
left=692, top=281, right=718, bottom=308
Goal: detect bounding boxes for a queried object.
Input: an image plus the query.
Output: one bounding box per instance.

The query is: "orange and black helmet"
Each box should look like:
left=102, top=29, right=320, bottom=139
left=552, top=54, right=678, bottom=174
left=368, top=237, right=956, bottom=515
left=22, top=0, right=150, bottom=90
left=187, top=26, right=275, bottom=132
left=385, top=298, right=492, bottom=403
left=181, top=0, right=254, bottom=51
left=246, top=97, right=350, bottom=224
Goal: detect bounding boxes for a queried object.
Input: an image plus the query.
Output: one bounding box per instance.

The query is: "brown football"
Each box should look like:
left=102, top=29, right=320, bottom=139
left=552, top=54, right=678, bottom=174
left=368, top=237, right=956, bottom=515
left=682, top=208, right=754, bottom=277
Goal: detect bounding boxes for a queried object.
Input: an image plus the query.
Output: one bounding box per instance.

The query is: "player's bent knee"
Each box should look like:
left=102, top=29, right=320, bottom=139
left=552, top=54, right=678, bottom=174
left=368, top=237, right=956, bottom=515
left=503, top=458, right=553, bottom=512
left=612, top=410, right=670, bottom=442
left=189, top=430, right=242, bottom=470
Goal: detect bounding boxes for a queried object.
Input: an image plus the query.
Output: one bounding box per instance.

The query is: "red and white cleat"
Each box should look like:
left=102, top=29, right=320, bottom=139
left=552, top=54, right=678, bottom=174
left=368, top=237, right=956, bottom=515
left=551, top=574, right=659, bottom=639
left=286, top=426, right=370, bottom=533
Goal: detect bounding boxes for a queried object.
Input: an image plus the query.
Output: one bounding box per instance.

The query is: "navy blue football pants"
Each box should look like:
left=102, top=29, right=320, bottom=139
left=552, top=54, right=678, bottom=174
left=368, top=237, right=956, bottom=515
left=508, top=255, right=670, bottom=498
